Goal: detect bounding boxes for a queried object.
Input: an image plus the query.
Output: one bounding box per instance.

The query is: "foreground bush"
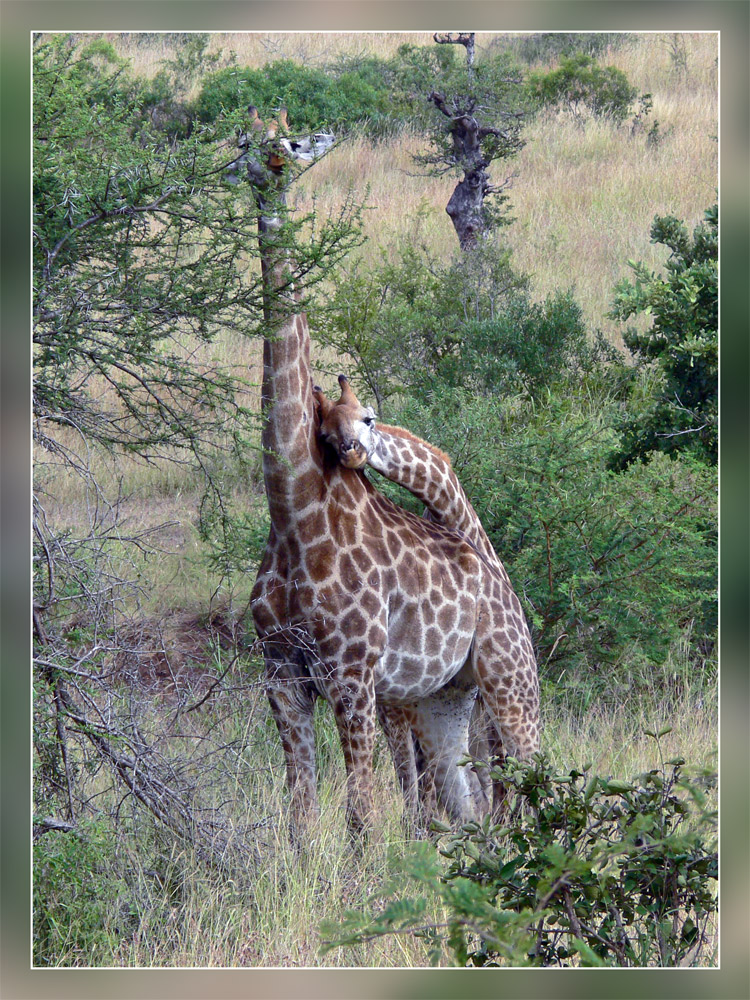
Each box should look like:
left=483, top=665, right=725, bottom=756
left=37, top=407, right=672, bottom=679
left=322, top=743, right=717, bottom=966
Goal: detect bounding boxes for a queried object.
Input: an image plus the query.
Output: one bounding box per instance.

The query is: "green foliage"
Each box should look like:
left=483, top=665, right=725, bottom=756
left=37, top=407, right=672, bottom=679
left=390, top=40, right=460, bottom=100
left=34, top=34, right=365, bottom=584
left=527, top=53, right=637, bottom=123
left=312, top=238, right=597, bottom=408
left=609, top=204, right=718, bottom=467
left=34, top=819, right=135, bottom=965
left=195, top=58, right=393, bottom=136
left=315, top=222, right=716, bottom=680
left=322, top=746, right=717, bottom=966
left=415, top=52, right=530, bottom=160
left=193, top=42, right=527, bottom=145
left=33, top=34, right=259, bottom=478
left=199, top=492, right=271, bottom=578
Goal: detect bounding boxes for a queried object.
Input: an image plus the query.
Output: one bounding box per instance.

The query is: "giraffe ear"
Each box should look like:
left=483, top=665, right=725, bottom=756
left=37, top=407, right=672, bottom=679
left=313, top=385, right=334, bottom=421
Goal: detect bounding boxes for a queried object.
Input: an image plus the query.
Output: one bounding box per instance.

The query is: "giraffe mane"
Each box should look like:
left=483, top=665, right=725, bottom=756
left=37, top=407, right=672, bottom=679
left=377, top=423, right=454, bottom=469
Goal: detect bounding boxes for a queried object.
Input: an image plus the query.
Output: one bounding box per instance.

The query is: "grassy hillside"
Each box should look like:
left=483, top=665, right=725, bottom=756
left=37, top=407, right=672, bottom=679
left=33, top=31, right=718, bottom=968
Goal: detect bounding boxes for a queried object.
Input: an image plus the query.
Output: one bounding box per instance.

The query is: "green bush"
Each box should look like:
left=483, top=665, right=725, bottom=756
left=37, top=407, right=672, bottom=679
left=313, top=239, right=596, bottom=407
left=322, top=745, right=717, bottom=966
left=527, top=53, right=637, bottom=123
left=33, top=820, right=134, bottom=965
left=194, top=57, right=395, bottom=135
left=609, top=204, right=718, bottom=468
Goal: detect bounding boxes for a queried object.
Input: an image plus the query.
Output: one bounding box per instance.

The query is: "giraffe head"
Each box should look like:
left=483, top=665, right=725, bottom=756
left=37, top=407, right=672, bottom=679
left=313, top=375, right=376, bottom=470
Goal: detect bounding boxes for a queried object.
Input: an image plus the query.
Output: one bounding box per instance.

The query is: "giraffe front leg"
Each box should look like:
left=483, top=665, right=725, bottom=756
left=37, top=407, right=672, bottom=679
left=265, top=659, right=320, bottom=839
left=328, top=674, right=378, bottom=837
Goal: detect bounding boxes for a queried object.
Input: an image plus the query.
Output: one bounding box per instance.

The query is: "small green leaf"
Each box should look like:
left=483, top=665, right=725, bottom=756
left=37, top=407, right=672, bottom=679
left=602, top=779, right=633, bottom=794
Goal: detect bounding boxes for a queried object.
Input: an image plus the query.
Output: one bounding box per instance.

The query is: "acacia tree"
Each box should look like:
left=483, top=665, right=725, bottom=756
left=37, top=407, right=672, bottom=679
left=418, top=32, right=529, bottom=248
left=33, top=34, right=360, bottom=850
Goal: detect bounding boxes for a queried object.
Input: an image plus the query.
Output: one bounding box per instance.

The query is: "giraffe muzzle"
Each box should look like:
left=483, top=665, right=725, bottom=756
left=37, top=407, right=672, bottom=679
left=339, top=442, right=368, bottom=469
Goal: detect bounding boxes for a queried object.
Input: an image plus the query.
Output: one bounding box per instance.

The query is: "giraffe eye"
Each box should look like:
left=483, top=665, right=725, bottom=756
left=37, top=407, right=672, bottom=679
left=363, top=415, right=374, bottom=426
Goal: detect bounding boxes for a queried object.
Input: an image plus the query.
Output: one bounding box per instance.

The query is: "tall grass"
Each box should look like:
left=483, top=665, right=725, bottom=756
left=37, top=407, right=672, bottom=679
left=34, top=639, right=716, bottom=967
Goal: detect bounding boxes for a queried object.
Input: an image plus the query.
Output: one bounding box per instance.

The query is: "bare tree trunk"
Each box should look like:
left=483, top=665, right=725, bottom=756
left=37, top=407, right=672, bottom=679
left=428, top=93, right=494, bottom=250
left=445, top=159, right=491, bottom=250
left=426, top=33, right=523, bottom=251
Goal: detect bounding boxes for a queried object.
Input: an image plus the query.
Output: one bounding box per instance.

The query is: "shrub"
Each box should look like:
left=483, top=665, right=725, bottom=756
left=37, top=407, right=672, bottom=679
left=609, top=204, right=718, bottom=468
left=321, top=744, right=718, bottom=966
left=527, top=53, right=637, bottom=123
left=193, top=42, right=522, bottom=142
left=194, top=58, right=395, bottom=135
left=312, top=239, right=596, bottom=407
left=33, top=820, right=134, bottom=965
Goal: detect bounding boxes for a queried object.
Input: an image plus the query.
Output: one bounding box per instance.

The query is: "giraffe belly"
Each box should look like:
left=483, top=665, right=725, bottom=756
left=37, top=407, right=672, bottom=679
left=375, top=598, right=477, bottom=703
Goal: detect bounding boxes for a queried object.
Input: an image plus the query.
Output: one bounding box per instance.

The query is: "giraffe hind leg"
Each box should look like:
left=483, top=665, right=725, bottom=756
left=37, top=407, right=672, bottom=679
left=471, top=635, right=540, bottom=817
left=412, top=680, right=489, bottom=825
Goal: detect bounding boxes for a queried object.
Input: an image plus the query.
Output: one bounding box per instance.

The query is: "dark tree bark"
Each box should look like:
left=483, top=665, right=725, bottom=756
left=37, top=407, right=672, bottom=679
left=422, top=32, right=525, bottom=251
left=428, top=91, right=516, bottom=250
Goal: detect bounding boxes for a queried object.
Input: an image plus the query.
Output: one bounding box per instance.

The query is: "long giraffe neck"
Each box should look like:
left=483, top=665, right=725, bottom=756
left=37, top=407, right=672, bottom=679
left=368, top=424, right=499, bottom=566
left=258, top=208, right=321, bottom=532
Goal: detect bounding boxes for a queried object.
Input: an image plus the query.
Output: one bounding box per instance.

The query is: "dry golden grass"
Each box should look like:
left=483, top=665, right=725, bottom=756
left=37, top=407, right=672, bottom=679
left=112, top=30, right=507, bottom=83
left=293, top=33, right=717, bottom=344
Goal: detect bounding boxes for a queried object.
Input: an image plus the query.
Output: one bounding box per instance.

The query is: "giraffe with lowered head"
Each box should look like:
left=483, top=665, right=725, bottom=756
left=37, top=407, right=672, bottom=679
left=314, top=376, right=540, bottom=814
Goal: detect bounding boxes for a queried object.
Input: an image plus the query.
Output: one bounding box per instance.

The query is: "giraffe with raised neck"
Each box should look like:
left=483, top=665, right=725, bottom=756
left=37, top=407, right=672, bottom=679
left=241, top=121, right=538, bottom=836
left=314, top=376, right=540, bottom=813
left=232, top=117, right=431, bottom=831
